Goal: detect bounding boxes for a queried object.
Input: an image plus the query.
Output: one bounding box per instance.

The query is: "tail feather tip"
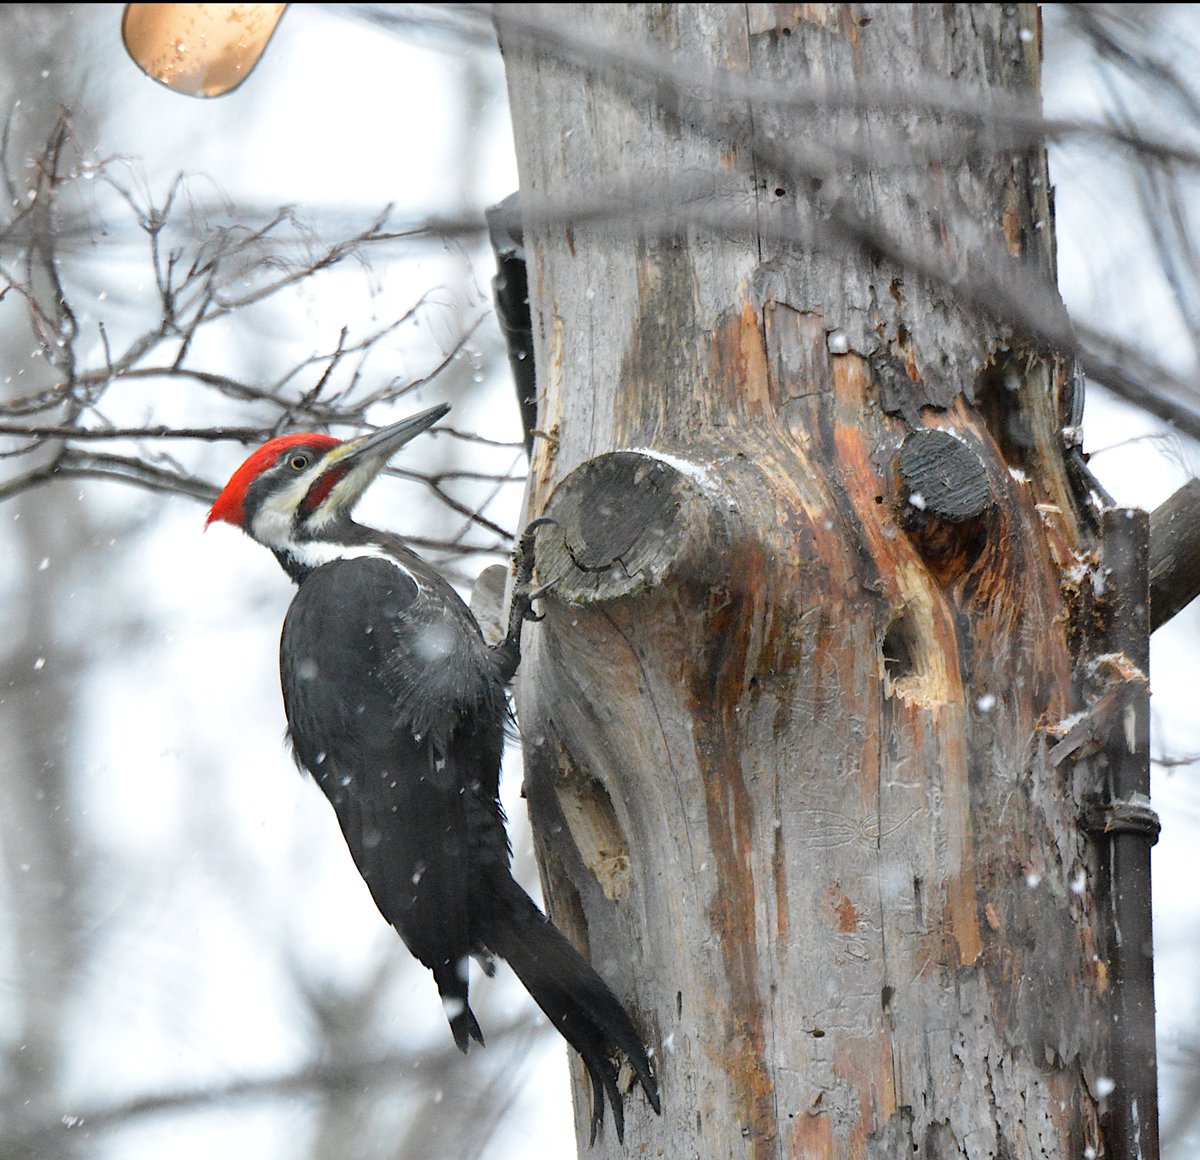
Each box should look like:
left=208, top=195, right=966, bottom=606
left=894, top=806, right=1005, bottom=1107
left=443, top=993, right=484, bottom=1053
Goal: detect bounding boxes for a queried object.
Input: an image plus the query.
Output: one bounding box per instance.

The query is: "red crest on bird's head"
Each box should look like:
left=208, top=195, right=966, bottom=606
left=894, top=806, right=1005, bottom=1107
left=207, top=404, right=450, bottom=545
left=207, top=433, right=341, bottom=529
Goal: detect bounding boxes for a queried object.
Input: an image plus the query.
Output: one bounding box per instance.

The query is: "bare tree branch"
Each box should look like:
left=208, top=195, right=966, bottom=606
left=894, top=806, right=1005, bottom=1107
left=4, top=1016, right=541, bottom=1154
left=0, top=113, right=518, bottom=559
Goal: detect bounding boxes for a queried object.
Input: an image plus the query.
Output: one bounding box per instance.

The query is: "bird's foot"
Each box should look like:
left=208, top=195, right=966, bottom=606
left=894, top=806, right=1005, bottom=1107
left=508, top=516, right=558, bottom=630
left=491, top=517, right=559, bottom=680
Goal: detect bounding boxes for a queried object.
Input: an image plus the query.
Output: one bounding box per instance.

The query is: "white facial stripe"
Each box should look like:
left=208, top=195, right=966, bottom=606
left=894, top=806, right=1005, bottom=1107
left=249, top=460, right=328, bottom=548
left=306, top=458, right=380, bottom=531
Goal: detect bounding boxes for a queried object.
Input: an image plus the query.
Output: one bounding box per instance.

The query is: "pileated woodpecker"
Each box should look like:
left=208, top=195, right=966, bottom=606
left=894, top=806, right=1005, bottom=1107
left=207, top=403, right=659, bottom=1140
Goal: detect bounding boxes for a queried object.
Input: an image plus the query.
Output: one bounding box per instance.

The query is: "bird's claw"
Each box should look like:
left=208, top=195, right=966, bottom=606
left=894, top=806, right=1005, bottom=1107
left=511, top=515, right=558, bottom=593
left=514, top=578, right=558, bottom=623
left=502, top=517, right=559, bottom=647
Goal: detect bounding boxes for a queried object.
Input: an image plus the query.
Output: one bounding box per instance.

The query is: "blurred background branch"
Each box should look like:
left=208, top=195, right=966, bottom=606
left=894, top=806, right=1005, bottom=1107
left=0, top=115, right=522, bottom=556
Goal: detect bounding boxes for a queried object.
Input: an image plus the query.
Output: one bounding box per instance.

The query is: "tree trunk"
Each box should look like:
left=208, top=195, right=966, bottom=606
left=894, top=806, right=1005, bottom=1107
left=499, top=5, right=1150, bottom=1157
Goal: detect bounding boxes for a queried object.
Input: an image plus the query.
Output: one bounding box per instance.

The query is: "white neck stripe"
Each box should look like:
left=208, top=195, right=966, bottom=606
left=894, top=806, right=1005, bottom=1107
left=283, top=541, right=394, bottom=570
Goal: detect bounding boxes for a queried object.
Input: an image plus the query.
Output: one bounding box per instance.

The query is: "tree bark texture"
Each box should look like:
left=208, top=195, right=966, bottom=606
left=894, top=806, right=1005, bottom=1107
left=500, top=5, right=1142, bottom=1157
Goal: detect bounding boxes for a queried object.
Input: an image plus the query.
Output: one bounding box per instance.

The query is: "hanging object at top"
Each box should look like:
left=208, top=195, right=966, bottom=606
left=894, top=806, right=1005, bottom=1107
left=121, top=3, right=287, bottom=97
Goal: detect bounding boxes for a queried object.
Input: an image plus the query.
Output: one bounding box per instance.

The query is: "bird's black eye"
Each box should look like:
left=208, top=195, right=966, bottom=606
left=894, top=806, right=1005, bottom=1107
left=289, top=454, right=310, bottom=472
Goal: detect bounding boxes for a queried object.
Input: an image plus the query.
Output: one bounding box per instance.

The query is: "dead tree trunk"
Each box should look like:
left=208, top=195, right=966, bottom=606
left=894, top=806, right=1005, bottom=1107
left=498, top=5, right=1154, bottom=1157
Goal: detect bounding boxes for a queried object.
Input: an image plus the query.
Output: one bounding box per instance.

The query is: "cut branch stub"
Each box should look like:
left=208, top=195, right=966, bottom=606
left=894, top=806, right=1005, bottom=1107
left=895, top=428, right=992, bottom=524
left=535, top=451, right=711, bottom=604
left=893, top=427, right=995, bottom=581
left=1149, top=476, right=1200, bottom=632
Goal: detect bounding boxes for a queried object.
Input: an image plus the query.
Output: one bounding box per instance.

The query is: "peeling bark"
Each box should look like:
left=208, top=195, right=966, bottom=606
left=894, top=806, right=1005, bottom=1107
left=500, top=5, right=1134, bottom=1157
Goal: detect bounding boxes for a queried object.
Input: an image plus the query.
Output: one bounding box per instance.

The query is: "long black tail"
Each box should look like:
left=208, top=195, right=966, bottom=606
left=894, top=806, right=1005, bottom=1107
left=483, top=880, right=660, bottom=1143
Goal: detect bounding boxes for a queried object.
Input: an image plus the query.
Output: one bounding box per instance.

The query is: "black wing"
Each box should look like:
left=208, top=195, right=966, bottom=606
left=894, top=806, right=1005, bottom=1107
left=279, top=555, right=504, bottom=1045
left=279, top=555, right=661, bottom=1133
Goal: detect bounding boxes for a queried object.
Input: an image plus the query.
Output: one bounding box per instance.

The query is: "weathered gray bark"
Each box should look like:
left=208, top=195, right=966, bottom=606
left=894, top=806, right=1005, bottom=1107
left=499, top=5, right=1147, bottom=1157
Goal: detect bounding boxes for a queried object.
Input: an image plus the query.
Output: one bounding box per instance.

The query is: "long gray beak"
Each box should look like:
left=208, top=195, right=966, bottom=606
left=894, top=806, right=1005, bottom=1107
left=340, top=403, right=451, bottom=467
